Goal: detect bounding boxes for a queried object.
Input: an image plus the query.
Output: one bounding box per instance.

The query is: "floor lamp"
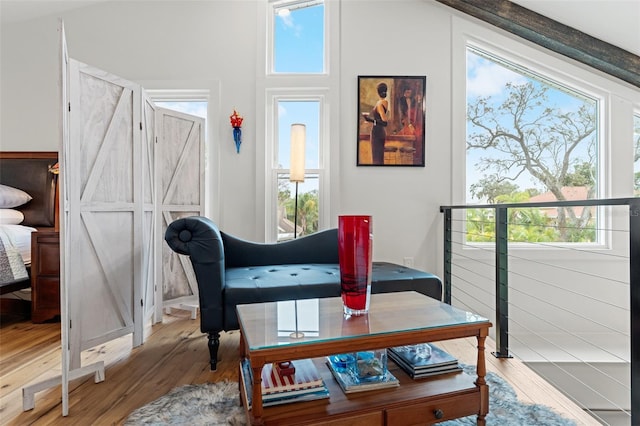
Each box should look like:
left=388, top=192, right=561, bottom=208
left=289, top=124, right=306, bottom=340
left=290, top=123, right=306, bottom=239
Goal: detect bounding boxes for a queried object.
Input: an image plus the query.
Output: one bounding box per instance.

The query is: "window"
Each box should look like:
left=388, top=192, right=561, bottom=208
left=466, top=46, right=599, bottom=243
left=263, top=0, right=331, bottom=242
left=272, top=0, right=324, bottom=74
left=274, top=98, right=322, bottom=241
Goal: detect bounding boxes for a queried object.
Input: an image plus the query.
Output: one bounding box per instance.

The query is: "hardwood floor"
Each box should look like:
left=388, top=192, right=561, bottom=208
left=0, top=309, right=598, bottom=425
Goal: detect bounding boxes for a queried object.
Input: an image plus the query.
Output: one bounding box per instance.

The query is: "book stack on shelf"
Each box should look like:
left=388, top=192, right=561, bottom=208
left=326, top=353, right=400, bottom=394
left=240, top=358, right=329, bottom=408
left=387, top=343, right=462, bottom=379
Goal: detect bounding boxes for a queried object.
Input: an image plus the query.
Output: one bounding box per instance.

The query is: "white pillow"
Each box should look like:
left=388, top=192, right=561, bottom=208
left=0, top=209, right=24, bottom=225
left=0, top=184, right=32, bottom=208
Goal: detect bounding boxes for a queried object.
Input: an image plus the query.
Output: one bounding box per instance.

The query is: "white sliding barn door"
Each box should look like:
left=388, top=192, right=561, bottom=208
left=67, top=59, right=144, bottom=366
left=155, top=107, right=204, bottom=317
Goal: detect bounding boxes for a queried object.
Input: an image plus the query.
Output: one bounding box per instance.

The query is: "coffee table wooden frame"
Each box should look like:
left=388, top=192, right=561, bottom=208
left=237, top=292, right=492, bottom=425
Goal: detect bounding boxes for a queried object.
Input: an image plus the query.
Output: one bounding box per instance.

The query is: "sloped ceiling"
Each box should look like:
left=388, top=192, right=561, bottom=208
left=512, top=0, right=639, bottom=57
left=435, top=0, right=640, bottom=88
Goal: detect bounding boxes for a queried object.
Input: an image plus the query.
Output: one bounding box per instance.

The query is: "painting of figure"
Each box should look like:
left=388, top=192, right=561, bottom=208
left=357, top=76, right=426, bottom=167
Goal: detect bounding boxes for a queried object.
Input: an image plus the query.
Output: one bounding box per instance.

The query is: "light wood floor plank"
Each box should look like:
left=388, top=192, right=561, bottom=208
left=439, top=338, right=599, bottom=425
left=1, top=311, right=598, bottom=425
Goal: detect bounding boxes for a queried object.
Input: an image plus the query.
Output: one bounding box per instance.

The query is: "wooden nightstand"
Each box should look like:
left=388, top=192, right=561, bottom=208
left=30, top=230, right=60, bottom=323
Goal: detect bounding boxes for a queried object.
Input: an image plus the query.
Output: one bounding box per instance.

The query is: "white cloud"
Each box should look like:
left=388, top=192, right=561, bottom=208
left=467, top=54, right=526, bottom=98
left=277, top=8, right=303, bottom=38
left=277, top=9, right=294, bottom=28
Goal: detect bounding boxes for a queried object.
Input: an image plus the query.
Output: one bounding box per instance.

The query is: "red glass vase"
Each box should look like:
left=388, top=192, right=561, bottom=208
left=338, top=215, right=373, bottom=316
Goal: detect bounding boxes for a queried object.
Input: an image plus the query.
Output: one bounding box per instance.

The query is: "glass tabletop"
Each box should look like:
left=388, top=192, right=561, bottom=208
left=236, top=291, right=490, bottom=351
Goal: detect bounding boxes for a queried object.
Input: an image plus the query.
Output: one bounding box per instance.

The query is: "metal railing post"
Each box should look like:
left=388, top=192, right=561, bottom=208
left=629, top=200, right=640, bottom=425
left=494, top=206, right=511, bottom=358
left=443, top=208, right=452, bottom=305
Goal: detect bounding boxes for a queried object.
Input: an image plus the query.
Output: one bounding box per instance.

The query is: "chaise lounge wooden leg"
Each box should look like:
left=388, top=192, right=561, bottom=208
left=208, top=332, right=220, bottom=371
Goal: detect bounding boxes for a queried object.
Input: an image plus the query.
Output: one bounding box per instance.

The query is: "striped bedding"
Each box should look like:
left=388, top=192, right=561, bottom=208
left=0, top=225, right=31, bottom=284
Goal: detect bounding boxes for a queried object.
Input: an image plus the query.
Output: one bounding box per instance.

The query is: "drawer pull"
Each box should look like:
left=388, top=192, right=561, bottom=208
left=433, top=409, right=444, bottom=419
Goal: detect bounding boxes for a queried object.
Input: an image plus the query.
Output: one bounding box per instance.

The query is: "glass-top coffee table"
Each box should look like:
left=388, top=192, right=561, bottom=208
left=237, top=291, right=492, bottom=425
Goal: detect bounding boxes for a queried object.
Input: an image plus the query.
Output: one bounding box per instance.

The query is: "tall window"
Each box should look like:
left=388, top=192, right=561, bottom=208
left=272, top=0, right=324, bottom=74
left=466, top=46, right=599, bottom=243
left=265, top=0, right=328, bottom=241
left=275, top=99, right=321, bottom=241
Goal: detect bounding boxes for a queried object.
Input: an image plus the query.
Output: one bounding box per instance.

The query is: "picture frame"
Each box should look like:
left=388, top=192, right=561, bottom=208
left=357, top=75, right=426, bottom=167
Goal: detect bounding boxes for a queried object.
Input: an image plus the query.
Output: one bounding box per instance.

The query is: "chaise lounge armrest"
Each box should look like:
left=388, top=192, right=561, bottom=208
left=165, top=216, right=226, bottom=333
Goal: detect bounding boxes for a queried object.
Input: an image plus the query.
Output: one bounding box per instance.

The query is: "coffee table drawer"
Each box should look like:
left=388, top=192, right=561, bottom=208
left=385, top=393, right=480, bottom=425
left=310, top=411, right=383, bottom=426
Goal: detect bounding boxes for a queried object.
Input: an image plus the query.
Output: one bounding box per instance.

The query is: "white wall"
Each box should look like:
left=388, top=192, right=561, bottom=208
left=1, top=0, right=638, bottom=277
left=337, top=1, right=453, bottom=274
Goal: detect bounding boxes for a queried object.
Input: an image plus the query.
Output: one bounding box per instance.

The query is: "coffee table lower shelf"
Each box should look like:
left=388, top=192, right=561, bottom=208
left=239, top=358, right=483, bottom=426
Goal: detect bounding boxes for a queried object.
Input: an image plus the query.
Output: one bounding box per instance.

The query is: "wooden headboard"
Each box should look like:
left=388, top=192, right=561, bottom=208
left=0, top=151, right=59, bottom=229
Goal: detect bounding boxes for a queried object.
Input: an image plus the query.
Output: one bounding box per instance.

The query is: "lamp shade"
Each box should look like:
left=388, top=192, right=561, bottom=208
left=290, top=123, right=306, bottom=183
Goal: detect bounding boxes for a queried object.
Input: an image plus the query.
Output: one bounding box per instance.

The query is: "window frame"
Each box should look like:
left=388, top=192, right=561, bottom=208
left=452, top=16, right=639, bottom=259
left=265, top=89, right=329, bottom=242
left=267, top=0, right=327, bottom=75
left=258, top=0, right=337, bottom=243
left=465, top=45, right=603, bottom=245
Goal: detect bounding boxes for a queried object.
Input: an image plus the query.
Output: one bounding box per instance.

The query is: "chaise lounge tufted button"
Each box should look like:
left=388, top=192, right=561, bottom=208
left=179, top=229, right=192, bottom=242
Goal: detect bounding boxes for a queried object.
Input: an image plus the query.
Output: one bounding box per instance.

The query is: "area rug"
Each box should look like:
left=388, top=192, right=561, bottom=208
left=439, top=364, right=577, bottom=426
left=125, top=366, right=577, bottom=425
left=124, top=380, right=245, bottom=425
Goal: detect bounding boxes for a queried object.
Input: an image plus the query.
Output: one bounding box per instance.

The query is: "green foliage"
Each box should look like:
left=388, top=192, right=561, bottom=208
left=279, top=187, right=319, bottom=238
left=278, top=178, right=291, bottom=203
left=465, top=190, right=596, bottom=243
left=470, top=176, right=519, bottom=203
left=466, top=207, right=595, bottom=243
left=562, top=162, right=595, bottom=187
left=297, top=190, right=319, bottom=235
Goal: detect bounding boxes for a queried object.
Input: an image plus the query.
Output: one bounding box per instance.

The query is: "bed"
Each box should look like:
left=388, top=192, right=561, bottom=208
left=0, top=152, right=58, bottom=296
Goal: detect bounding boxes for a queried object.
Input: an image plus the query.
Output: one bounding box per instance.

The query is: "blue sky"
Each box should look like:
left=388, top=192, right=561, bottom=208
left=274, top=3, right=324, bottom=195
left=274, top=4, right=324, bottom=74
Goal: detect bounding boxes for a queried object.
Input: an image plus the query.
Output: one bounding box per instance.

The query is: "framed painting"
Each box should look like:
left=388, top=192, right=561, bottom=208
left=357, top=75, right=426, bottom=167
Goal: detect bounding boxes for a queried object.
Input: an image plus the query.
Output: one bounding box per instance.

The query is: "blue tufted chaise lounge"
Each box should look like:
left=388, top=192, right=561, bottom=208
left=164, top=216, right=442, bottom=370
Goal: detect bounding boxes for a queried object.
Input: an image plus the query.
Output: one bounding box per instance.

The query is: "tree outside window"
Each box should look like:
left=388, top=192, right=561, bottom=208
left=466, top=47, right=598, bottom=243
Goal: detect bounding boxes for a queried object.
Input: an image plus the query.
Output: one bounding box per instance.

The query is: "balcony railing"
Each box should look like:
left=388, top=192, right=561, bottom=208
left=440, top=197, right=639, bottom=425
